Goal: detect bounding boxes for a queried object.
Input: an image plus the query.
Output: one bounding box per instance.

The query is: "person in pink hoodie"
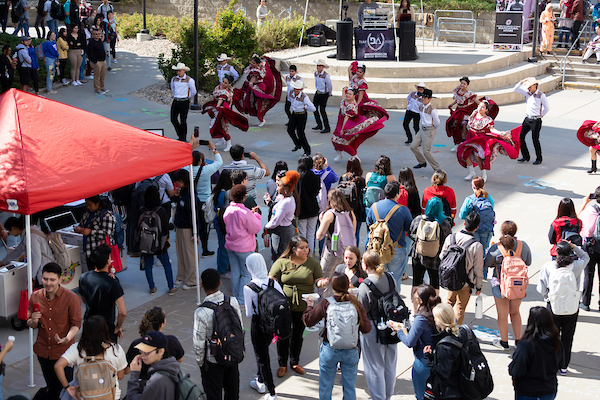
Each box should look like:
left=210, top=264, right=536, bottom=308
left=223, top=184, right=262, bottom=305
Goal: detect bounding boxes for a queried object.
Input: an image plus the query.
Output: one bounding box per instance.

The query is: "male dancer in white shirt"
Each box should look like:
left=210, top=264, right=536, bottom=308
left=513, top=77, right=549, bottom=165
left=170, top=62, right=197, bottom=141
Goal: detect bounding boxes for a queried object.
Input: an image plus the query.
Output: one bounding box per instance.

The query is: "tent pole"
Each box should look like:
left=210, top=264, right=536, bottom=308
left=420, top=0, right=424, bottom=53
left=188, top=166, right=201, bottom=305
left=339, top=0, right=342, bottom=20
left=297, top=0, right=310, bottom=59
left=26, top=215, right=35, bottom=388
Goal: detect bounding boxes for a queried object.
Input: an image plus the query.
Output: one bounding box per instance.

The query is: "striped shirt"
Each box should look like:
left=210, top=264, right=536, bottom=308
left=222, top=160, right=267, bottom=200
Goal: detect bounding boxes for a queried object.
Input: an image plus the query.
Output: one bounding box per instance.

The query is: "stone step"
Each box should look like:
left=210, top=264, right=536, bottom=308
left=548, top=66, right=600, bottom=78
left=562, top=81, right=600, bottom=90
left=291, top=60, right=552, bottom=94
left=561, top=74, right=600, bottom=83
left=282, top=74, right=560, bottom=109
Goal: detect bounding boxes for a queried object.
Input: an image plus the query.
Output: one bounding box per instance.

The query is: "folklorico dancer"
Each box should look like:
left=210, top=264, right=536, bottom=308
left=284, top=64, right=303, bottom=126
left=411, top=89, right=441, bottom=171
left=287, top=79, right=316, bottom=156
left=576, top=120, right=600, bottom=173
left=216, top=53, right=239, bottom=83
left=202, top=74, right=249, bottom=152
left=446, top=76, right=478, bottom=152
left=404, top=82, right=427, bottom=144
left=513, top=77, right=549, bottom=165
left=170, top=62, right=197, bottom=141
left=312, top=58, right=333, bottom=134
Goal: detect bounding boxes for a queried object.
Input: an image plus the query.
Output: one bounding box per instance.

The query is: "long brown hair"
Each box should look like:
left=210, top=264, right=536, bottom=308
left=345, top=246, right=366, bottom=279
left=556, top=198, right=577, bottom=219
left=499, top=220, right=518, bottom=249
left=280, top=236, right=308, bottom=259
left=431, top=170, right=447, bottom=187
left=346, top=156, right=363, bottom=176
left=327, top=188, right=353, bottom=212
left=331, top=274, right=363, bottom=326
left=472, top=177, right=488, bottom=198
left=373, top=155, right=392, bottom=176
left=416, top=285, right=441, bottom=326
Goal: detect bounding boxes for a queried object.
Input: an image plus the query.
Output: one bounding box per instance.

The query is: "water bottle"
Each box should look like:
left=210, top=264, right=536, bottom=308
left=475, top=294, right=483, bottom=319
left=331, top=233, right=339, bottom=252
left=377, top=318, right=387, bottom=331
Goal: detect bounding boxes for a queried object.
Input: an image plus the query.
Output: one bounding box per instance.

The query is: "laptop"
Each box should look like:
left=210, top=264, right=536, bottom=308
left=43, top=211, right=78, bottom=232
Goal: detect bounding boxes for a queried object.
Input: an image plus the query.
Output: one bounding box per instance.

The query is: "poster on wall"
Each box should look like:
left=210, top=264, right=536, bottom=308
left=354, top=29, right=396, bottom=60
left=493, top=11, right=523, bottom=51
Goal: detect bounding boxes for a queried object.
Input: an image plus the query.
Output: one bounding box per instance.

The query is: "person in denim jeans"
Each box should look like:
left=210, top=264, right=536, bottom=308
left=223, top=184, right=262, bottom=305
left=302, top=274, right=371, bottom=400
left=42, top=30, right=58, bottom=93
left=394, top=285, right=440, bottom=400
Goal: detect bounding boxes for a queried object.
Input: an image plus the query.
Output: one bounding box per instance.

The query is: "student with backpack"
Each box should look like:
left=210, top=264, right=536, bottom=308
left=537, top=240, right=588, bottom=375
left=55, top=315, right=127, bottom=400
left=357, top=251, right=402, bottom=400
left=316, top=188, right=357, bottom=292
left=392, top=285, right=441, bottom=400
left=509, top=306, right=564, bottom=400
left=424, top=303, right=493, bottom=400
left=194, top=269, right=243, bottom=400
left=339, top=156, right=367, bottom=245
left=578, top=186, right=600, bottom=311
left=421, top=170, right=457, bottom=225
left=484, top=220, right=532, bottom=350
left=364, top=155, right=396, bottom=211
left=549, top=197, right=582, bottom=259
left=243, top=254, right=286, bottom=400
left=439, top=212, right=483, bottom=325
left=302, top=274, right=371, bottom=400
left=137, top=186, right=177, bottom=296
left=366, top=181, right=413, bottom=291
left=409, top=197, right=452, bottom=302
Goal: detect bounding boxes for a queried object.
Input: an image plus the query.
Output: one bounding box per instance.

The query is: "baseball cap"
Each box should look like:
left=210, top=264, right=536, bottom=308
left=20, top=36, right=31, bottom=42
left=134, top=331, right=168, bottom=353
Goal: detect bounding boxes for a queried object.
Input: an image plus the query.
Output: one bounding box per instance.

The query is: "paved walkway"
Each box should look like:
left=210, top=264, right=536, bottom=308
left=0, top=48, right=599, bottom=399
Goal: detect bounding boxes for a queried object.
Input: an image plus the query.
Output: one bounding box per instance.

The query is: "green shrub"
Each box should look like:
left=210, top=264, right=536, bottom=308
left=256, top=14, right=319, bottom=53
left=117, top=13, right=191, bottom=42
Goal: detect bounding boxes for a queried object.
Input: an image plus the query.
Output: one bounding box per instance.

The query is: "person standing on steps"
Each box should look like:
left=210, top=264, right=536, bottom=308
left=170, top=62, right=196, bottom=141
left=287, top=79, right=316, bottom=156
left=312, top=58, right=332, bottom=134
left=411, top=89, right=441, bottom=171
left=404, top=82, right=426, bottom=145
left=513, top=77, right=549, bottom=165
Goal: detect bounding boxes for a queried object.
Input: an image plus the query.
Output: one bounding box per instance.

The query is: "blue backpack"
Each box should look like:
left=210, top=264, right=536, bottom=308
left=471, top=196, right=495, bottom=233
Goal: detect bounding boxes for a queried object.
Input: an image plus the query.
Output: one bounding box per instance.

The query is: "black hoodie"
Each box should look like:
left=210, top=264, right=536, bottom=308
left=509, top=336, right=564, bottom=397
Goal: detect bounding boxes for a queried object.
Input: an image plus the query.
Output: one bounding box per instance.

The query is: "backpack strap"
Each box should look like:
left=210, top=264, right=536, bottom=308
left=384, top=271, right=397, bottom=292
left=450, top=233, right=456, bottom=246
left=514, top=240, right=523, bottom=258
left=247, top=282, right=262, bottom=294
left=326, top=296, right=336, bottom=305
left=384, top=204, right=401, bottom=223
left=373, top=203, right=380, bottom=221
left=363, top=278, right=384, bottom=299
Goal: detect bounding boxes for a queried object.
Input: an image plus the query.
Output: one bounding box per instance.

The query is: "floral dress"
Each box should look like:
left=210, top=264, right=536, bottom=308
left=577, top=120, right=600, bottom=150
left=446, top=86, right=478, bottom=145
left=232, top=56, right=282, bottom=122
left=332, top=98, right=386, bottom=156
left=202, top=83, right=248, bottom=140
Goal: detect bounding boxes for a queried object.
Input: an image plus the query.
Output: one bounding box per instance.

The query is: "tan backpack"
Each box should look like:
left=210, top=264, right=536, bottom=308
left=367, top=203, right=401, bottom=264
left=76, top=351, right=117, bottom=400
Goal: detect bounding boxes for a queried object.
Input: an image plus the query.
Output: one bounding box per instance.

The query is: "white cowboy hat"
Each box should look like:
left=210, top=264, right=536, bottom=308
left=290, top=80, right=305, bottom=89
left=217, top=53, right=231, bottom=62
left=313, top=59, right=329, bottom=68
left=415, top=82, right=428, bottom=90
left=522, top=77, right=541, bottom=89
left=172, top=62, right=190, bottom=71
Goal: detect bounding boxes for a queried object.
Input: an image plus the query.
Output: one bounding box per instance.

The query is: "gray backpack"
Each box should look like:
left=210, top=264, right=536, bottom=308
left=326, top=297, right=359, bottom=349
left=31, top=229, right=72, bottom=271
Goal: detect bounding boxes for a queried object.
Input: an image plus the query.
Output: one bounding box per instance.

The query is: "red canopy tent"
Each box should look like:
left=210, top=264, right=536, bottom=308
left=0, top=89, right=196, bottom=387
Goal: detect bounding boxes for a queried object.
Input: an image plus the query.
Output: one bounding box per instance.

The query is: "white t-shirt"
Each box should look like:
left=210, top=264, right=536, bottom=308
left=44, top=0, right=53, bottom=22
left=61, top=342, right=128, bottom=400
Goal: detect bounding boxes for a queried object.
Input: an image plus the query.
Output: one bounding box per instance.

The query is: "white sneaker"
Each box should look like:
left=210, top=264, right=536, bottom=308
left=258, top=120, right=266, bottom=127
left=333, top=151, right=343, bottom=162
left=223, top=140, right=232, bottom=152
left=182, top=283, right=197, bottom=290
left=216, top=137, right=226, bottom=146
left=174, top=279, right=184, bottom=286
left=264, top=394, right=278, bottom=400
left=451, top=145, right=458, bottom=152
left=250, top=378, right=266, bottom=394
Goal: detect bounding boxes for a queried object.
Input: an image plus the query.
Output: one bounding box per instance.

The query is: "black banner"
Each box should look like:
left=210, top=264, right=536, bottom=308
left=354, top=28, right=396, bottom=60
left=493, top=11, right=523, bottom=51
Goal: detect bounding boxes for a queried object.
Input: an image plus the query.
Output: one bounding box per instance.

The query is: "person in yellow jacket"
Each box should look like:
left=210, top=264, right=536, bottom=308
left=57, top=27, right=70, bottom=85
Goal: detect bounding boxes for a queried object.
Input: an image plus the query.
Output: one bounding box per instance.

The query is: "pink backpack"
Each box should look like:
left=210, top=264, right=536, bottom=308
left=498, top=241, right=529, bottom=299
left=330, top=210, right=356, bottom=258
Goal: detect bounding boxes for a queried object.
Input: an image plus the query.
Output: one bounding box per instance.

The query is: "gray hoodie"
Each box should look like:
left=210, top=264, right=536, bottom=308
left=15, top=43, right=31, bottom=68
left=126, top=356, right=180, bottom=400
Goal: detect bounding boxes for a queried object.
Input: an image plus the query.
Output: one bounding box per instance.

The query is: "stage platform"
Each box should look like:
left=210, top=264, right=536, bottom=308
left=269, top=43, right=561, bottom=109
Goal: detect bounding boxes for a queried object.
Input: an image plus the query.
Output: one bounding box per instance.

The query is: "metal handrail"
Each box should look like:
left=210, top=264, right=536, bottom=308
left=560, top=20, right=591, bottom=87
left=435, top=16, right=477, bottom=48
left=434, top=9, right=473, bottom=22
left=277, top=7, right=292, bottom=20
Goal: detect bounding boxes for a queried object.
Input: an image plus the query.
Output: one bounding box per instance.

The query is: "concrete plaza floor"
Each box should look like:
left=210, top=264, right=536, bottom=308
left=0, top=47, right=599, bottom=399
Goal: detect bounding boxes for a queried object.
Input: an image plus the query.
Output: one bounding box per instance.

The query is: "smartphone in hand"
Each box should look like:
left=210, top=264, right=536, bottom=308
left=193, top=126, right=199, bottom=138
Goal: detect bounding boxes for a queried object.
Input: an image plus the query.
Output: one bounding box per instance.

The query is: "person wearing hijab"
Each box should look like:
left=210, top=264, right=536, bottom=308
left=243, top=253, right=284, bottom=400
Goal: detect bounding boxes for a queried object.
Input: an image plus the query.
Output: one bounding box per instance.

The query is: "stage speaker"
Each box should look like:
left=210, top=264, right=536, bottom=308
left=337, top=21, right=353, bottom=60
left=398, top=21, right=416, bottom=61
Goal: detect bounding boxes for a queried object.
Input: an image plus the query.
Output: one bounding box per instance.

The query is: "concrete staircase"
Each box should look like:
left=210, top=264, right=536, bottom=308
left=544, top=53, right=600, bottom=90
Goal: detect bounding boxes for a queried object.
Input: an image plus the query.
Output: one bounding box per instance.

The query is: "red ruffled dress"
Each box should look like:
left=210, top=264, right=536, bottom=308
left=577, top=120, right=600, bottom=150
left=456, top=110, right=522, bottom=170
left=446, top=87, right=478, bottom=145
left=202, top=84, right=249, bottom=140
left=232, top=56, right=282, bottom=122
left=332, top=98, right=387, bottom=156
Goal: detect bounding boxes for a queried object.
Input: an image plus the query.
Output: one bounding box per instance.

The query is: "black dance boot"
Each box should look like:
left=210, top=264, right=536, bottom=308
left=588, top=159, right=597, bottom=174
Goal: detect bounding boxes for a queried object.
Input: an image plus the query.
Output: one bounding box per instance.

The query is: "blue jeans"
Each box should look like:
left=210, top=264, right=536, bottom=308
left=558, top=26, right=570, bottom=46
left=143, top=252, right=174, bottom=290
left=13, top=16, right=29, bottom=36
left=385, top=244, right=409, bottom=293
left=515, top=394, right=556, bottom=400
left=214, top=221, right=229, bottom=274
left=473, top=231, right=492, bottom=278
left=412, top=357, right=430, bottom=400
left=44, top=57, right=55, bottom=91
left=355, top=219, right=362, bottom=247
left=226, top=249, right=252, bottom=305
left=79, top=53, right=86, bottom=80
left=319, top=342, right=359, bottom=400
left=47, top=19, right=58, bottom=35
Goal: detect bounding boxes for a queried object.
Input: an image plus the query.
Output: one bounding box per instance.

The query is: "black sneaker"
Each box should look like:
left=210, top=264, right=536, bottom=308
left=202, top=250, right=215, bottom=258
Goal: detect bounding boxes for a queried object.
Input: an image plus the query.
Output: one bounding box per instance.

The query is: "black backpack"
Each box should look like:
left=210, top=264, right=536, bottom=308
left=200, top=296, right=245, bottom=367
left=439, top=234, right=477, bottom=291
left=155, top=370, right=206, bottom=400
left=337, top=178, right=359, bottom=211
left=13, top=1, right=24, bottom=17
left=135, top=207, right=165, bottom=255
left=363, top=272, right=410, bottom=345
left=437, top=325, right=494, bottom=400
left=247, top=280, right=293, bottom=340
left=50, top=0, right=64, bottom=20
